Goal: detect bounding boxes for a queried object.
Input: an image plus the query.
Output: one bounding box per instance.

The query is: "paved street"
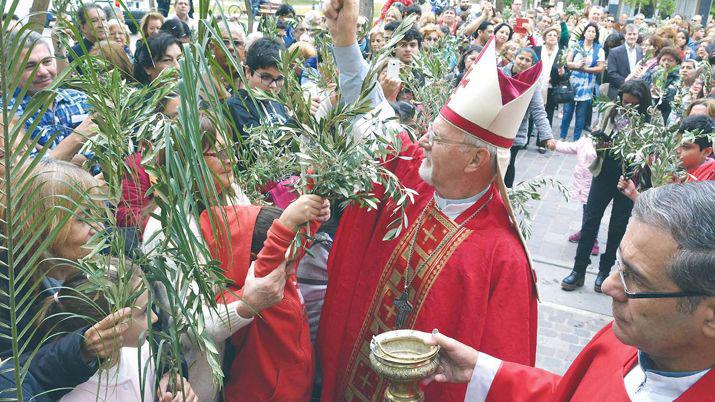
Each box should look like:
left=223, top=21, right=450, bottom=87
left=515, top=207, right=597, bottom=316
left=515, top=132, right=615, bottom=375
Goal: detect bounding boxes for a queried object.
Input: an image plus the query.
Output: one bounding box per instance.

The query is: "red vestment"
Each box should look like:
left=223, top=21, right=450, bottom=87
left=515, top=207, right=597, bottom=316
left=200, top=206, right=314, bottom=402
left=687, top=159, right=715, bottom=181
left=486, top=323, right=715, bottom=401
left=317, top=133, right=538, bottom=402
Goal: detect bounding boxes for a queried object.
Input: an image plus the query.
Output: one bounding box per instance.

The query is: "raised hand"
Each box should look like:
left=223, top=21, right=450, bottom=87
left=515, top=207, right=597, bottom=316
left=279, top=194, right=331, bottom=230
left=323, top=0, right=359, bottom=47
left=379, top=74, right=403, bottom=103
left=617, top=176, right=639, bottom=202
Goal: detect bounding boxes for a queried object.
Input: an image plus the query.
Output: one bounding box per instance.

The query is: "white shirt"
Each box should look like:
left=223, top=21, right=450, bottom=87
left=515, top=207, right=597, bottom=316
left=434, top=185, right=489, bottom=221
left=623, top=352, right=710, bottom=401
left=464, top=352, right=710, bottom=402
left=540, top=45, right=559, bottom=88
left=61, top=344, right=155, bottom=402
left=626, top=44, right=638, bottom=74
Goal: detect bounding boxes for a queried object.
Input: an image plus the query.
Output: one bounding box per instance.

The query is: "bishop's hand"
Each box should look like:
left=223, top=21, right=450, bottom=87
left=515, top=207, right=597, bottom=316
left=323, top=0, right=359, bottom=47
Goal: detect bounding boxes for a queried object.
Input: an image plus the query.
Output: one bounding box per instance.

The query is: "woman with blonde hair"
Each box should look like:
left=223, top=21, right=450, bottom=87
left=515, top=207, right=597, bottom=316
left=369, top=28, right=386, bottom=56
left=140, top=11, right=164, bottom=39
left=419, top=12, right=436, bottom=27
left=0, top=160, right=138, bottom=399
left=107, top=19, right=130, bottom=47
left=384, top=7, right=403, bottom=25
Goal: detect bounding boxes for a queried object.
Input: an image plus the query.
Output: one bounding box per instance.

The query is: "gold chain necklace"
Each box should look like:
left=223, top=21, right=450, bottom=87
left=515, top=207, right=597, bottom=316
left=393, top=193, right=494, bottom=329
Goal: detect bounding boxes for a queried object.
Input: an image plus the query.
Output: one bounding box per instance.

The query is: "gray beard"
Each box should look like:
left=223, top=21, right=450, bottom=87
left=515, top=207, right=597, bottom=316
left=418, top=158, right=434, bottom=186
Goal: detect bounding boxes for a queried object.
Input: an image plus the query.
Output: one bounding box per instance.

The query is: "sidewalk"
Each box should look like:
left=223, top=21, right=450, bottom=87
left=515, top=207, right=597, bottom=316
left=515, top=138, right=615, bottom=374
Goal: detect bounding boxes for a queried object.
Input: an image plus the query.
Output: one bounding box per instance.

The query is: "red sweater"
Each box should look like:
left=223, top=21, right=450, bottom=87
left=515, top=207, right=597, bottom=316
left=116, top=153, right=152, bottom=232
left=200, top=206, right=314, bottom=402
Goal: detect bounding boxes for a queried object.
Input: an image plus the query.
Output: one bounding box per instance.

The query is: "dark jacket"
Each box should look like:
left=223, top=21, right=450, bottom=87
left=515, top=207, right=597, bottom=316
left=0, top=264, right=98, bottom=399
left=226, top=89, right=289, bottom=140
left=606, top=44, right=643, bottom=100
left=0, top=369, right=52, bottom=402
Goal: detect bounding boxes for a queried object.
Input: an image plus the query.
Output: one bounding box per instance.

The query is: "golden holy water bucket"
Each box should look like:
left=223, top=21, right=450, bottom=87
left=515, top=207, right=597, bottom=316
left=369, top=330, right=441, bottom=402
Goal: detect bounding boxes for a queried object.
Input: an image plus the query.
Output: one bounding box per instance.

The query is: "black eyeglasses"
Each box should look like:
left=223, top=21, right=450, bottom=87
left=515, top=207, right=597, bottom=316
left=617, top=262, right=710, bottom=299
left=254, top=72, right=285, bottom=87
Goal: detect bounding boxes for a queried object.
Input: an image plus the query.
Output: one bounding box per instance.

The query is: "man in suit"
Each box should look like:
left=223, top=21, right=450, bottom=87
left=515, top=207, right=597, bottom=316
left=607, top=24, right=643, bottom=100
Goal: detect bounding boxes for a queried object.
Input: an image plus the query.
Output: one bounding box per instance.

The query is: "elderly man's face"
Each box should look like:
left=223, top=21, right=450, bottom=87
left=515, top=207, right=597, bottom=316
left=625, top=29, right=639, bottom=47
left=538, top=17, right=552, bottom=31
left=19, top=44, right=57, bottom=96
left=601, top=220, right=709, bottom=363
left=175, top=0, right=190, bottom=17
left=213, top=25, right=246, bottom=75
left=82, top=7, right=107, bottom=42
left=417, top=116, right=482, bottom=190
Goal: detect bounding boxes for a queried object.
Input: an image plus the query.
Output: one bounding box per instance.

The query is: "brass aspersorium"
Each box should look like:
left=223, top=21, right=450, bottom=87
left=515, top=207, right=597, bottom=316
left=369, top=330, right=441, bottom=402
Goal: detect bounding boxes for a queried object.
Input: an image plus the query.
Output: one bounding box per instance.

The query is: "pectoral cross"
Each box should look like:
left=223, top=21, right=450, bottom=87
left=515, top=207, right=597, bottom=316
left=393, top=290, right=414, bottom=329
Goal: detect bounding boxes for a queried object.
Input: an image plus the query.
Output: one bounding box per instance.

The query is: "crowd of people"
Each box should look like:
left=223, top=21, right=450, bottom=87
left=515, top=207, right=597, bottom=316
left=0, top=0, right=714, bottom=401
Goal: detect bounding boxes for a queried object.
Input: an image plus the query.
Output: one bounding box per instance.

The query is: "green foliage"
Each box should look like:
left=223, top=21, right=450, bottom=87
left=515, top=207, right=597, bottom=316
left=656, top=0, right=676, bottom=16
left=0, top=17, right=66, bottom=399
left=508, top=177, right=569, bottom=239
left=241, top=51, right=417, bottom=242
left=403, top=35, right=459, bottom=136
left=597, top=101, right=715, bottom=188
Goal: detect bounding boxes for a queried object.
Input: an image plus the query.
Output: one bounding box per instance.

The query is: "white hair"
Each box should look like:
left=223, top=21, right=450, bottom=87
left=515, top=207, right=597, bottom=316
left=461, top=132, right=498, bottom=171
left=6, top=29, right=51, bottom=60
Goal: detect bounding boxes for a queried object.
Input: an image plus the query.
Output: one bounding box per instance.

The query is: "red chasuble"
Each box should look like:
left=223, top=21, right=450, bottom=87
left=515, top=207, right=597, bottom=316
left=687, top=159, right=715, bottom=182
left=317, top=133, right=538, bottom=402
left=486, top=323, right=715, bottom=401
left=200, top=206, right=314, bottom=402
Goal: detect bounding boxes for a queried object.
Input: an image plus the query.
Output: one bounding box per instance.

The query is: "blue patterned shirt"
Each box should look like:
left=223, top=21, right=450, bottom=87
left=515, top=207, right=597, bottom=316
left=8, top=88, right=92, bottom=150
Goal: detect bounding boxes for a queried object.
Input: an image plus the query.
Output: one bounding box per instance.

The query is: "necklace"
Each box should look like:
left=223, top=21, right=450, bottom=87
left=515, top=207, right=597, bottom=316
left=393, top=193, right=494, bottom=329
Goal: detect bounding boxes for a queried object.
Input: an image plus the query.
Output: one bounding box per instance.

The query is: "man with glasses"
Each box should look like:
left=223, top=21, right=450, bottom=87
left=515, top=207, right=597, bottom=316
left=8, top=30, right=97, bottom=164
left=226, top=37, right=289, bottom=140
left=210, top=22, right=246, bottom=99
left=423, top=181, right=715, bottom=401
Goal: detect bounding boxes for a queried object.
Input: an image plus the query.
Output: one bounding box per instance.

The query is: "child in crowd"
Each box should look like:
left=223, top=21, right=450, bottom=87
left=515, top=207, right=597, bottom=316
left=678, top=115, right=715, bottom=181
left=39, top=258, right=160, bottom=402
left=548, top=134, right=600, bottom=255
left=618, top=115, right=715, bottom=200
